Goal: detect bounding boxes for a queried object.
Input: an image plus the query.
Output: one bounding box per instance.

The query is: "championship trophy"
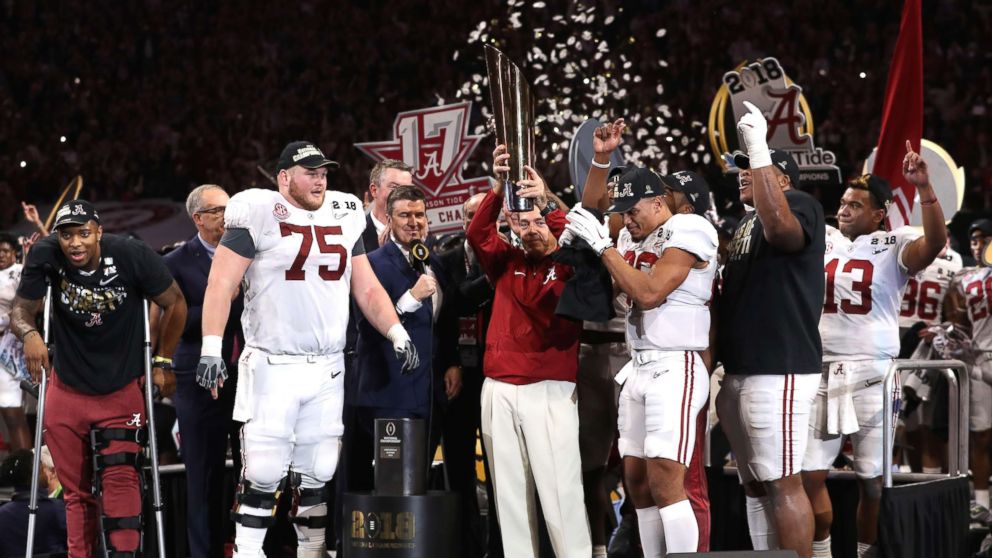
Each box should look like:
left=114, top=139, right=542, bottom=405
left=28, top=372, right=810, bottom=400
left=485, top=45, right=536, bottom=212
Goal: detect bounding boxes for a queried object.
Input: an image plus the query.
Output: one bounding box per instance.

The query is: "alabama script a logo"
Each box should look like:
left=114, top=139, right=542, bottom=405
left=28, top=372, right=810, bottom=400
left=356, top=102, right=491, bottom=234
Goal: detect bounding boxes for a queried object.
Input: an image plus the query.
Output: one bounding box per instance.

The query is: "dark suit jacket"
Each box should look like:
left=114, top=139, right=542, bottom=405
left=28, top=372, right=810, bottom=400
left=355, top=240, right=459, bottom=414
left=436, top=239, right=495, bottom=317
left=162, top=236, right=244, bottom=372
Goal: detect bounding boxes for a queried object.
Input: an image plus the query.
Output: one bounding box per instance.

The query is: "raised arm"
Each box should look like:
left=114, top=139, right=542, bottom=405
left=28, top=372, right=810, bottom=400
left=466, top=185, right=511, bottom=279
left=581, top=118, right=625, bottom=212
left=738, top=102, right=806, bottom=252
left=900, top=140, right=947, bottom=275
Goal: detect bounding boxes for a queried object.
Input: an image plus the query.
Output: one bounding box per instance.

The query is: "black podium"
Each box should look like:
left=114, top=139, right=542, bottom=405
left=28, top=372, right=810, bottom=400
left=342, top=491, right=459, bottom=557
left=342, top=418, right=460, bottom=557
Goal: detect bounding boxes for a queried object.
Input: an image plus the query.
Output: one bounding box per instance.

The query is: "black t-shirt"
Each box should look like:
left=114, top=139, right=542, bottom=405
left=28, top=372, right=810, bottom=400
left=716, top=189, right=825, bottom=375
left=16, top=234, right=174, bottom=394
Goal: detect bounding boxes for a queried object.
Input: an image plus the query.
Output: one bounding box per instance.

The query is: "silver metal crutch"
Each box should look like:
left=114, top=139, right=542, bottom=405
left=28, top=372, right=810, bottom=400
left=142, top=300, right=168, bottom=555
left=25, top=280, right=52, bottom=558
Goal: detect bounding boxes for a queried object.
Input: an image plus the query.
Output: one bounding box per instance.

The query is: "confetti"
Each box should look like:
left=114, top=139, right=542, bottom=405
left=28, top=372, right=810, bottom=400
left=441, top=1, right=706, bottom=175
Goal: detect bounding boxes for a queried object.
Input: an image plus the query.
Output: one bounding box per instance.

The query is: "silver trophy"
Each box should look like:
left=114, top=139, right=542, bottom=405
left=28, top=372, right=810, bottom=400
left=485, top=45, right=536, bottom=212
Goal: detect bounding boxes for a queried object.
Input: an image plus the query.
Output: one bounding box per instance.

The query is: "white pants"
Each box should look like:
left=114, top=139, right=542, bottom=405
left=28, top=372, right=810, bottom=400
left=0, top=366, right=22, bottom=408
left=618, top=350, right=709, bottom=464
left=480, top=377, right=591, bottom=558
left=803, top=360, right=899, bottom=478
left=236, top=348, right=345, bottom=490
left=972, top=355, right=992, bottom=432
left=716, top=373, right=820, bottom=483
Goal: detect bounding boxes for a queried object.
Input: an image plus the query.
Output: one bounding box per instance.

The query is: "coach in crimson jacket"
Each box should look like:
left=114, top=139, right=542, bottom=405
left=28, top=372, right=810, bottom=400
left=466, top=148, right=590, bottom=558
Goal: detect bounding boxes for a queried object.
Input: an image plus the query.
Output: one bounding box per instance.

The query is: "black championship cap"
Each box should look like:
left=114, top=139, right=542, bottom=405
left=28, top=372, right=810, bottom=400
left=733, top=149, right=802, bottom=190
left=275, top=141, right=340, bottom=172
left=970, top=218, right=992, bottom=236
left=661, top=170, right=712, bottom=216
left=606, top=167, right=665, bottom=213
left=53, top=199, right=100, bottom=229
left=850, top=174, right=893, bottom=211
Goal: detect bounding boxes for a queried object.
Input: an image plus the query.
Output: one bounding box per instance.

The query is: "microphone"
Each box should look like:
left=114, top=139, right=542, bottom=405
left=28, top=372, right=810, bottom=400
left=410, top=240, right=430, bottom=275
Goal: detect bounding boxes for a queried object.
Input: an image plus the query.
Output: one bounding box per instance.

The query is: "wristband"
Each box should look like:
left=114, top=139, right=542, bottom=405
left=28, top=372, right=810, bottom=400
left=201, top=335, right=223, bottom=358
left=919, top=197, right=938, bottom=206
left=152, top=356, right=173, bottom=370
left=22, top=329, right=39, bottom=341
left=590, top=158, right=611, bottom=169
left=746, top=146, right=772, bottom=169
left=385, top=323, right=409, bottom=344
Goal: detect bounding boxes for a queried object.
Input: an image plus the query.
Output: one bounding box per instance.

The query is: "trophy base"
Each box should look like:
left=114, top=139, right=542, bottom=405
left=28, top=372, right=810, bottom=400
left=503, top=180, right=534, bottom=212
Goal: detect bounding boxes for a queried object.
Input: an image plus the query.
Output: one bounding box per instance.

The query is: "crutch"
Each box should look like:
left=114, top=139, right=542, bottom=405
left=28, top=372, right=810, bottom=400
left=25, top=279, right=52, bottom=558
left=142, top=300, right=168, bottom=555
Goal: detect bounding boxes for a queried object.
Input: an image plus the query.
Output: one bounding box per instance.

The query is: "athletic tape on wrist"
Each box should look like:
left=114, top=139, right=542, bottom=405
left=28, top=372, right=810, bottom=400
left=201, top=335, right=223, bottom=358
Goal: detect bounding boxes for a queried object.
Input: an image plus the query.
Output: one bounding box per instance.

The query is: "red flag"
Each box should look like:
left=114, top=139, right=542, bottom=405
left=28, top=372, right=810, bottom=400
left=874, top=0, right=923, bottom=229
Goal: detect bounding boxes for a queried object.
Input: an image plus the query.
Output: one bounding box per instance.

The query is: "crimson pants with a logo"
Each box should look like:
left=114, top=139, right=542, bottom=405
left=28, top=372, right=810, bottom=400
left=45, top=373, right=144, bottom=557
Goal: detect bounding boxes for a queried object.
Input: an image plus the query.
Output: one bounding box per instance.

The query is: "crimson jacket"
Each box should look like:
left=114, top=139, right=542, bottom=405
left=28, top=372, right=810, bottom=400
left=466, top=190, right=581, bottom=385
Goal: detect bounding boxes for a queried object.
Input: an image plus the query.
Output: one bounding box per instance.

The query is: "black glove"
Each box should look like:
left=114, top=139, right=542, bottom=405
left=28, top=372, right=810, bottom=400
left=395, top=339, right=420, bottom=375
left=196, top=355, right=228, bottom=390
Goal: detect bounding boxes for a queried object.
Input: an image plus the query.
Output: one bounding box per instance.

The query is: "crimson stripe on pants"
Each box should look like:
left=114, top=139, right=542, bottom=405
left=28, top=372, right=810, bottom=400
left=677, top=351, right=690, bottom=462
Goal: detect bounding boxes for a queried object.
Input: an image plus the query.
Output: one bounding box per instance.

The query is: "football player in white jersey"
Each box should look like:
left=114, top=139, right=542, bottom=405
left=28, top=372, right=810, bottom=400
left=900, top=237, right=962, bottom=474
left=899, top=238, right=963, bottom=332
left=198, top=141, right=419, bottom=558
left=802, top=145, right=946, bottom=558
left=945, top=218, right=992, bottom=512
left=567, top=122, right=717, bottom=556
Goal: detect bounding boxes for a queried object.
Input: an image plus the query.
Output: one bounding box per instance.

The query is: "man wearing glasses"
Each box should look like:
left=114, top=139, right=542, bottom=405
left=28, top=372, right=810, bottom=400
left=163, top=184, right=245, bottom=558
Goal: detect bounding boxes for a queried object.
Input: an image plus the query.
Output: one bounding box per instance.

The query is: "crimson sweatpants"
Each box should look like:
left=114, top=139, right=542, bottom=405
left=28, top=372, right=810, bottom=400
left=686, top=404, right=711, bottom=552
left=44, top=373, right=144, bottom=557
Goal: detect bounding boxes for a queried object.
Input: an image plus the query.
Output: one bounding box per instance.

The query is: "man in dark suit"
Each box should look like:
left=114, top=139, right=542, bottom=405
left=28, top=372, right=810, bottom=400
left=353, top=185, right=460, bottom=491
left=334, top=160, right=417, bottom=550
left=163, top=184, right=244, bottom=558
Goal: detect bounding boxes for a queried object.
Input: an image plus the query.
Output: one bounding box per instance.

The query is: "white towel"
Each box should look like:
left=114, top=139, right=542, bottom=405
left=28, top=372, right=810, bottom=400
left=614, top=358, right=633, bottom=386
left=825, top=362, right=860, bottom=436
left=232, top=349, right=256, bottom=422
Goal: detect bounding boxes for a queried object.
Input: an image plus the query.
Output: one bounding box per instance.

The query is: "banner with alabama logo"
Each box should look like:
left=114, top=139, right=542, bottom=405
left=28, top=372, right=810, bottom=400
left=356, top=101, right=491, bottom=235
left=708, top=57, right=841, bottom=188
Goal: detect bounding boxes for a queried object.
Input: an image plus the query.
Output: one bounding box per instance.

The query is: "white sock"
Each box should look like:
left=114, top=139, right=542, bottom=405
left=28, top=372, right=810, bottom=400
left=233, top=504, right=271, bottom=557
left=745, top=495, right=779, bottom=550
left=592, top=544, right=608, bottom=557
left=922, top=466, right=942, bottom=474
left=857, top=542, right=878, bottom=558
left=812, top=536, right=832, bottom=558
left=635, top=506, right=666, bottom=558
left=977, top=489, right=990, bottom=509
left=659, top=500, right=698, bottom=554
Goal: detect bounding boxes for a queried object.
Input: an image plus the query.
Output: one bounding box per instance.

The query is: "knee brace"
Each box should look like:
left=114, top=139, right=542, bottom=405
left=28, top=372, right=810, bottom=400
left=231, top=478, right=285, bottom=530
left=89, top=426, right=148, bottom=558
left=289, top=473, right=328, bottom=556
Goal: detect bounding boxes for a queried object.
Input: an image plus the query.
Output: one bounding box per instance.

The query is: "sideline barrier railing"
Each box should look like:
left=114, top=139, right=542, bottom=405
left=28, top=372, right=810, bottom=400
left=883, top=359, right=969, bottom=487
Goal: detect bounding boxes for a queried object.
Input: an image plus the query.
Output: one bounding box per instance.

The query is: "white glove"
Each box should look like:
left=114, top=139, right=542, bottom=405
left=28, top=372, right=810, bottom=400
left=386, top=324, right=420, bottom=374
left=558, top=227, right=576, bottom=247
left=737, top=100, right=771, bottom=169
left=565, top=207, right=612, bottom=256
